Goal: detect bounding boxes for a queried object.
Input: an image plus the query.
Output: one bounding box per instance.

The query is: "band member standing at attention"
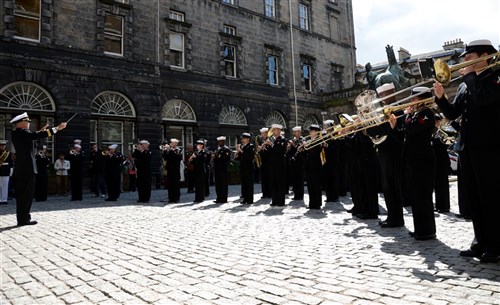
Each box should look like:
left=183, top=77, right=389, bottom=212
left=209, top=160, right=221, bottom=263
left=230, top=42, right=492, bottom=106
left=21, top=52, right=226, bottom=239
left=256, top=127, right=272, bottom=199
left=10, top=112, right=67, bottom=226
left=66, top=141, right=84, bottom=201
left=368, top=83, right=405, bottom=228
left=286, top=126, right=304, bottom=201
left=302, top=124, right=323, bottom=209
left=213, top=136, right=231, bottom=203
left=34, top=145, right=50, bottom=202
left=0, top=140, right=13, bottom=205
left=190, top=140, right=206, bottom=203
left=236, top=133, right=255, bottom=204
left=403, top=87, right=436, bottom=240
left=104, top=144, right=124, bottom=202
left=434, top=39, right=500, bottom=262
left=264, top=124, right=287, bottom=207
left=163, top=138, right=183, bottom=203
left=133, top=140, right=152, bottom=203
left=431, top=114, right=451, bottom=213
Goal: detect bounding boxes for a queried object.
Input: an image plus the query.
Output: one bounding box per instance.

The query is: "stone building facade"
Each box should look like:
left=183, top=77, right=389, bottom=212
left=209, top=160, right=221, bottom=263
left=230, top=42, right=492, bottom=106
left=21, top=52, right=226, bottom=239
left=0, top=0, right=356, bottom=174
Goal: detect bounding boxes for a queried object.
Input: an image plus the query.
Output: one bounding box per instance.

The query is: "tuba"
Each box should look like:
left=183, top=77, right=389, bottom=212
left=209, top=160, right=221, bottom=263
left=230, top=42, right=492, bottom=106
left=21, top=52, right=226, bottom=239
left=354, top=90, right=387, bottom=145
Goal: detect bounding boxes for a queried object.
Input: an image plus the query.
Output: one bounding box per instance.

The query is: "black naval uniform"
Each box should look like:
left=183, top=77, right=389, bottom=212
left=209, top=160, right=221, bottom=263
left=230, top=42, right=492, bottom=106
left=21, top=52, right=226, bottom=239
left=204, top=148, right=212, bottom=196
left=236, top=142, right=255, bottom=204
left=268, top=135, right=288, bottom=206
left=403, top=107, right=436, bottom=239
left=431, top=130, right=451, bottom=212
left=304, top=138, right=323, bottom=209
left=0, top=149, right=13, bottom=204
left=323, top=138, right=340, bottom=202
left=214, top=144, right=231, bottom=203
left=354, top=132, right=379, bottom=218
left=163, top=147, right=183, bottom=203
left=66, top=150, right=84, bottom=201
left=435, top=67, right=500, bottom=257
left=192, top=149, right=206, bottom=202
left=286, top=137, right=304, bottom=200
left=12, top=127, right=57, bottom=225
left=257, top=136, right=272, bottom=199
left=367, top=119, right=405, bottom=226
left=132, top=148, right=152, bottom=203
left=104, top=152, right=124, bottom=201
left=344, top=135, right=361, bottom=213
left=34, top=153, right=50, bottom=202
left=90, top=149, right=107, bottom=197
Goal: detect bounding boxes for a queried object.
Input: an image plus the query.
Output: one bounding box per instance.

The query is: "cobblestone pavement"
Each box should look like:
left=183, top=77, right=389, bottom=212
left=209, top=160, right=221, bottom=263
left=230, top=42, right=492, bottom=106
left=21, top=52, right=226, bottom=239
left=1, top=180, right=500, bottom=305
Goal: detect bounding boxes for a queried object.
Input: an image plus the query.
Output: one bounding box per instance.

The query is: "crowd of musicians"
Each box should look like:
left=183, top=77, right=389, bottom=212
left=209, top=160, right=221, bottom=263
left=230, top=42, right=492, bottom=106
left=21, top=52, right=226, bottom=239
left=1, top=39, right=498, bottom=263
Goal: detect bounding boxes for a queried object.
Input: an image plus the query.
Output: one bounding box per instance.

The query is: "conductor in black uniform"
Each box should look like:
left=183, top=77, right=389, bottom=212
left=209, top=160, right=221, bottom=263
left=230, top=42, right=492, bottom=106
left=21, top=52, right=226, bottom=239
left=403, top=87, right=436, bottom=240
left=265, top=124, right=287, bottom=207
left=34, top=145, right=50, bottom=202
left=434, top=39, right=500, bottom=262
left=163, top=138, right=183, bottom=203
left=214, top=136, right=231, bottom=203
left=66, top=142, right=84, bottom=201
left=10, top=112, right=67, bottom=226
left=190, top=140, right=207, bottom=203
left=236, top=133, right=255, bottom=204
left=133, top=140, right=152, bottom=203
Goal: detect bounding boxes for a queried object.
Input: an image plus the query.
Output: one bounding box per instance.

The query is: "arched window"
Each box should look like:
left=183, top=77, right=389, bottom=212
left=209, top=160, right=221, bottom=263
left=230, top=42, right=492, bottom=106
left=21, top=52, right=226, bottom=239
left=302, top=114, right=319, bottom=130
left=91, top=91, right=136, bottom=117
left=264, top=111, right=286, bottom=128
left=0, top=81, right=55, bottom=112
left=162, top=99, right=196, bottom=122
left=219, top=105, right=247, bottom=126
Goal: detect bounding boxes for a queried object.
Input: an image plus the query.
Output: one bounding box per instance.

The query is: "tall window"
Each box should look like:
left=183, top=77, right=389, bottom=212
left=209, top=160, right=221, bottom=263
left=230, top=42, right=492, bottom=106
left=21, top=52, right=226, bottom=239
left=268, top=56, right=278, bottom=85
left=265, top=0, right=276, bottom=18
left=169, top=10, right=185, bottom=22
left=169, top=32, right=184, bottom=68
left=299, top=4, right=309, bottom=30
left=224, top=45, right=236, bottom=78
left=104, top=14, right=123, bottom=56
left=223, top=25, right=236, bottom=36
left=303, top=64, right=312, bottom=91
left=14, top=0, right=41, bottom=41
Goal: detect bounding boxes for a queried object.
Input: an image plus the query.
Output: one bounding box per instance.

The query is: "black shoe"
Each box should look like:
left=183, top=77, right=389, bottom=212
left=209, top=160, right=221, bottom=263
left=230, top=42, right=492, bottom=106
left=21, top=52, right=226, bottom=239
left=105, top=198, right=117, bottom=201
left=414, top=234, right=436, bottom=241
left=408, top=231, right=415, bottom=237
left=357, top=214, right=378, bottom=220
left=17, top=220, right=38, bottom=226
left=0, top=201, right=7, bottom=205
left=293, top=197, right=303, bottom=201
left=379, top=221, right=404, bottom=228
left=480, top=252, right=500, bottom=263
left=460, top=249, right=483, bottom=258
left=437, top=209, right=450, bottom=213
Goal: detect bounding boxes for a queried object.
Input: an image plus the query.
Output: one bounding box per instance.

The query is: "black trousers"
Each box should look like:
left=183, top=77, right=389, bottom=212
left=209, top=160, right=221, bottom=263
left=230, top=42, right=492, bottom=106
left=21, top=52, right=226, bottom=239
left=356, top=159, right=379, bottom=216
left=15, top=174, right=35, bottom=224
left=137, top=173, right=151, bottom=202
left=378, top=152, right=404, bottom=225
left=240, top=168, right=253, bottom=203
left=194, top=172, right=205, bottom=202
left=346, top=160, right=361, bottom=213
left=215, top=169, right=228, bottom=203
left=405, top=156, right=436, bottom=237
left=290, top=160, right=304, bottom=200
left=460, top=148, right=500, bottom=254
left=70, top=175, right=83, bottom=200
left=323, top=162, right=339, bottom=202
left=270, top=165, right=286, bottom=206
left=168, top=174, right=181, bottom=202
left=434, top=149, right=450, bottom=211
left=34, top=174, right=48, bottom=201
left=306, top=167, right=322, bottom=209
left=186, top=170, right=195, bottom=192
left=205, top=166, right=210, bottom=196
left=260, top=163, right=272, bottom=198
left=106, top=173, right=121, bottom=200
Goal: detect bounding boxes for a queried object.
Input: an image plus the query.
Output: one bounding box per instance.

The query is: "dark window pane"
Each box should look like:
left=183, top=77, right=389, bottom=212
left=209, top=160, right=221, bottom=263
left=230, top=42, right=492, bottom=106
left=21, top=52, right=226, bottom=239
left=14, top=15, right=39, bottom=40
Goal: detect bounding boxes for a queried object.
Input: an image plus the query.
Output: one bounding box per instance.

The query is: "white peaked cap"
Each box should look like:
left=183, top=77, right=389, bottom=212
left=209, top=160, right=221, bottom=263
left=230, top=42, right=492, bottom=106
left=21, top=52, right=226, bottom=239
left=217, top=136, right=226, bottom=141
left=74, top=144, right=81, bottom=149
left=271, top=124, right=283, bottom=129
left=108, top=144, right=118, bottom=149
left=170, top=138, right=179, bottom=143
left=259, top=127, right=269, bottom=133
left=10, top=112, right=30, bottom=124
left=139, top=140, right=150, bottom=144
left=292, top=126, right=302, bottom=131
left=376, top=83, right=395, bottom=94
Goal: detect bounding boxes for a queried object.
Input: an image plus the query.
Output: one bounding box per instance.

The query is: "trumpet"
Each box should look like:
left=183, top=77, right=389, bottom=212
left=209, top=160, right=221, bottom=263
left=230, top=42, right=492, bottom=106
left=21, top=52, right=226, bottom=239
left=159, top=144, right=170, bottom=151
left=433, top=51, right=500, bottom=84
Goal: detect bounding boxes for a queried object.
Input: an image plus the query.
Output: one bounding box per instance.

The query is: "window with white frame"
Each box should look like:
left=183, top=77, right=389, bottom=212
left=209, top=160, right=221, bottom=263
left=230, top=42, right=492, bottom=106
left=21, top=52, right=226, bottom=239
left=223, top=45, right=236, bottom=78
left=265, top=0, right=276, bottom=18
left=222, top=0, right=235, bottom=4
left=223, top=25, right=236, bottom=36
left=104, top=14, right=124, bottom=56
left=303, top=64, right=312, bottom=91
left=268, top=55, right=278, bottom=85
left=169, top=32, right=184, bottom=68
left=169, top=10, right=185, bottom=22
left=14, top=0, right=41, bottom=41
left=299, top=3, right=309, bottom=30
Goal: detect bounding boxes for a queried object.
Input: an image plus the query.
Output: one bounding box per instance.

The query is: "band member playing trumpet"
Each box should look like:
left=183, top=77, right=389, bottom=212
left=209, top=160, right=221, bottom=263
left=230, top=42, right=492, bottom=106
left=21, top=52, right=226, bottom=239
left=433, top=39, right=500, bottom=262
left=236, top=133, right=255, bottom=204
left=214, top=136, right=231, bottom=203
left=403, top=87, right=436, bottom=240
left=256, top=127, right=272, bottom=199
left=133, top=140, right=152, bottom=203
left=287, top=126, right=304, bottom=200
left=66, top=141, right=84, bottom=201
left=0, top=140, right=13, bottom=205
left=191, top=140, right=207, bottom=203
left=163, top=138, right=183, bottom=203
left=104, top=144, right=124, bottom=202
left=34, top=145, right=50, bottom=202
